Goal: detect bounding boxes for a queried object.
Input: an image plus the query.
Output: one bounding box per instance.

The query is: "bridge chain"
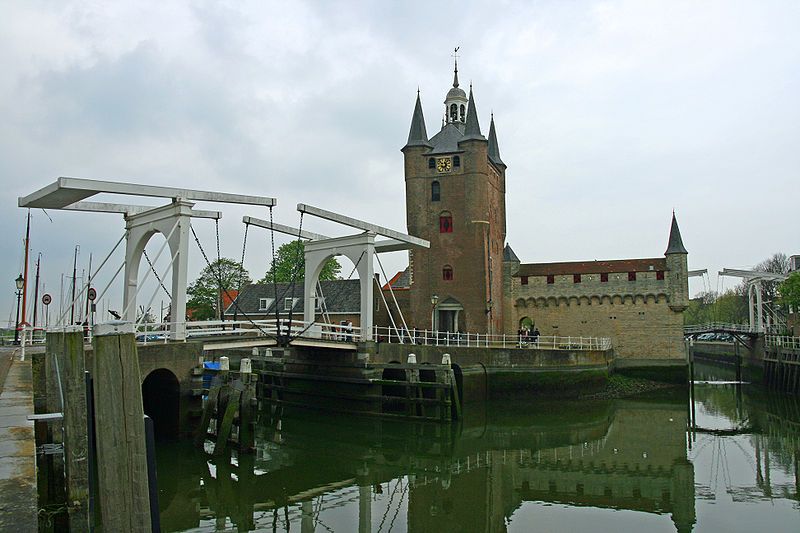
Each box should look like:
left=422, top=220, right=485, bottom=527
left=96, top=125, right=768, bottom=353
left=189, top=222, right=278, bottom=342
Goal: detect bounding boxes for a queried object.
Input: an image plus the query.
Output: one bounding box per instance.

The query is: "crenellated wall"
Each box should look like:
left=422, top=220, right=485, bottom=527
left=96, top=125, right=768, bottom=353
left=506, top=269, right=685, bottom=360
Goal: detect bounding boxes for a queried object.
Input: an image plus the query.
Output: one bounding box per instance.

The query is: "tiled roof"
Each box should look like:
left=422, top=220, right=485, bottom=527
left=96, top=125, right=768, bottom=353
left=226, top=279, right=362, bottom=315
left=515, top=258, right=667, bottom=277
left=427, top=123, right=466, bottom=155
left=383, top=268, right=411, bottom=290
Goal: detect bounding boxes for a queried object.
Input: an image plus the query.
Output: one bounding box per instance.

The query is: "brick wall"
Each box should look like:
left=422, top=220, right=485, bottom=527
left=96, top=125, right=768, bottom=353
left=506, top=271, right=685, bottom=360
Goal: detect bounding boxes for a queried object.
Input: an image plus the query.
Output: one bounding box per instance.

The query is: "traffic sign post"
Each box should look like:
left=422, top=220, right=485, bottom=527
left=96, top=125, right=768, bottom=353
left=42, top=293, right=51, bottom=328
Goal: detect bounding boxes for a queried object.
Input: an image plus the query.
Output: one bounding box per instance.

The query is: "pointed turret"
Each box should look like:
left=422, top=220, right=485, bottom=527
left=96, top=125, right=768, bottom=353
left=404, top=91, right=432, bottom=150
left=665, top=212, right=688, bottom=255
left=488, top=113, right=505, bottom=166
left=503, top=244, right=519, bottom=262
left=462, top=85, right=485, bottom=141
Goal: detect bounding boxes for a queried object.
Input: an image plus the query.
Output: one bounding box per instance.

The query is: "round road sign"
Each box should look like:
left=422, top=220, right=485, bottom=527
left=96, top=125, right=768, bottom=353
left=87, top=287, right=97, bottom=301
left=42, top=293, right=52, bottom=305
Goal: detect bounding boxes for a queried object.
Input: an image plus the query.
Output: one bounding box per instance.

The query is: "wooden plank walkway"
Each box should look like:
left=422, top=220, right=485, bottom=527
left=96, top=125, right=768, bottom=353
left=0, top=348, right=38, bottom=532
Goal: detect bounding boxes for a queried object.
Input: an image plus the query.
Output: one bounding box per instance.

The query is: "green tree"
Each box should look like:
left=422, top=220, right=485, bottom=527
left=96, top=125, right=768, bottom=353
left=753, top=252, right=790, bottom=305
left=260, top=240, right=341, bottom=283
left=187, top=258, right=252, bottom=320
left=778, top=272, right=800, bottom=312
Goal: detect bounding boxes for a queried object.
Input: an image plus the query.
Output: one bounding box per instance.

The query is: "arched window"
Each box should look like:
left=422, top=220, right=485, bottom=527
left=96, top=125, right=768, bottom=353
left=453, top=155, right=460, bottom=167
left=428, top=157, right=435, bottom=169
left=443, top=265, right=454, bottom=281
left=450, top=103, right=458, bottom=122
left=431, top=180, right=440, bottom=201
left=439, top=212, right=453, bottom=233
left=460, top=104, right=465, bottom=121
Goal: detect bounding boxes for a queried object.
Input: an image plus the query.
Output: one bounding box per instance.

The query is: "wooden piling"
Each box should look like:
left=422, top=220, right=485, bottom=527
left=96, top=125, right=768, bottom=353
left=213, top=381, right=243, bottom=456
left=91, top=324, right=152, bottom=533
left=195, top=374, right=224, bottom=448
left=238, top=374, right=256, bottom=452
left=59, top=328, right=90, bottom=531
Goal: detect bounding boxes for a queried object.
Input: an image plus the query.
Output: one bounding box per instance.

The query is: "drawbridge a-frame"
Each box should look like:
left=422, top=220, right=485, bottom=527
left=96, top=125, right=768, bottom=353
left=19, top=177, right=276, bottom=340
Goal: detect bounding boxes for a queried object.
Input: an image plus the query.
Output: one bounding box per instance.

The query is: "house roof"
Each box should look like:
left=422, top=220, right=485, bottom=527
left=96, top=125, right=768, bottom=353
left=515, top=258, right=668, bottom=277
left=226, top=280, right=362, bottom=315
left=383, top=268, right=411, bottom=290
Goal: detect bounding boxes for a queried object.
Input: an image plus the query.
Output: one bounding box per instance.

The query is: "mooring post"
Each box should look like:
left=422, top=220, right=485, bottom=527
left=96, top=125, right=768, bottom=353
left=91, top=321, right=152, bottom=533
left=238, top=358, right=255, bottom=452
left=57, top=327, right=90, bottom=531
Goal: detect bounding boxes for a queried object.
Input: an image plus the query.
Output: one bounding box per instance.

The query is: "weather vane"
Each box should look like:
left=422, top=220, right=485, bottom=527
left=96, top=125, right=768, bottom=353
left=452, top=46, right=460, bottom=60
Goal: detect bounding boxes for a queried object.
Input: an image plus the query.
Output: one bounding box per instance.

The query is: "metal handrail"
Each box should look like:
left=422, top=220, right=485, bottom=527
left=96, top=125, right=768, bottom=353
left=371, top=325, right=611, bottom=351
left=765, top=335, right=800, bottom=350
left=38, top=318, right=611, bottom=351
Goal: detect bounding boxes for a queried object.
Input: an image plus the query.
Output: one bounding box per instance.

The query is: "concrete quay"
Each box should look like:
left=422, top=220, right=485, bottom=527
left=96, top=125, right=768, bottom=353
left=0, top=348, right=38, bottom=532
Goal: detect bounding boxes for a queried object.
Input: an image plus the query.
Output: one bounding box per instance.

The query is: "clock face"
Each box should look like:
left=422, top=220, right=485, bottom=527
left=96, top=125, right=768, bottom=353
left=436, top=158, right=452, bottom=173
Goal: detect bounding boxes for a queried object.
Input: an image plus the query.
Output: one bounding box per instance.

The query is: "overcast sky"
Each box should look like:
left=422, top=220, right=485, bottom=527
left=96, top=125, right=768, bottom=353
left=2, top=0, right=798, bottom=327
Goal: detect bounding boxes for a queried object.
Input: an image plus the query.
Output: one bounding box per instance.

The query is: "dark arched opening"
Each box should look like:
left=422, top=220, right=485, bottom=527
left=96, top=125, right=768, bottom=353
left=382, top=362, right=407, bottom=414
left=142, top=368, right=180, bottom=440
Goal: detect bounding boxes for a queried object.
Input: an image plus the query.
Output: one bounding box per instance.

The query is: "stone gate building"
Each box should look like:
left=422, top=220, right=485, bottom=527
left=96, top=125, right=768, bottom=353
left=393, top=59, right=690, bottom=366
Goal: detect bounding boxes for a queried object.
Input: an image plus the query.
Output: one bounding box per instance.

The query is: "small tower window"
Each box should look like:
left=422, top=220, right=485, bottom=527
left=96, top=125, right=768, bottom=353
left=443, top=265, right=453, bottom=281
left=428, top=157, right=435, bottom=169
left=431, top=181, right=440, bottom=202
left=439, top=212, right=453, bottom=233
left=450, top=103, right=458, bottom=122
left=453, top=155, right=460, bottom=167
left=521, top=276, right=529, bottom=285
left=460, top=104, right=465, bottom=122
left=656, top=271, right=665, bottom=280
left=547, top=275, right=555, bottom=284
left=574, top=274, right=582, bottom=284
left=628, top=272, right=636, bottom=281
left=600, top=273, right=609, bottom=283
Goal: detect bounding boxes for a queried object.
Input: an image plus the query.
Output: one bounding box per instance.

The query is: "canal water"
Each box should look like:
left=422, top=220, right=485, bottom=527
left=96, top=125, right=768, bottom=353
left=155, top=364, right=800, bottom=532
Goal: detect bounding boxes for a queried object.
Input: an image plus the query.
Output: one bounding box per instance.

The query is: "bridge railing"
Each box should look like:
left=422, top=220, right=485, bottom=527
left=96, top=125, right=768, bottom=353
left=372, top=325, right=611, bottom=351
left=135, top=318, right=362, bottom=344
left=765, top=335, right=800, bottom=350
left=684, top=323, right=756, bottom=334
left=133, top=319, right=610, bottom=350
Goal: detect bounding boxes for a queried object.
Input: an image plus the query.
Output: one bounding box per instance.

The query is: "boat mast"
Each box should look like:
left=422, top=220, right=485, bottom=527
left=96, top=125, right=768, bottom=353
left=20, top=210, right=31, bottom=330
left=70, top=245, right=79, bottom=325
left=32, top=254, right=41, bottom=328
left=84, top=254, right=92, bottom=327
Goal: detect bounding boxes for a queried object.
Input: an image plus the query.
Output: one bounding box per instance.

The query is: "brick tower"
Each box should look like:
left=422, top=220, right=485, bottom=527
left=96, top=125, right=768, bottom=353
left=402, top=59, right=507, bottom=334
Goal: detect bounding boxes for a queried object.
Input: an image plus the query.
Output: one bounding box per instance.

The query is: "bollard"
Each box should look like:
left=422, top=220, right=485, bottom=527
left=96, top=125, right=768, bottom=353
left=240, top=358, right=252, bottom=374
left=91, top=321, right=152, bottom=533
left=220, top=356, right=230, bottom=371
left=442, top=353, right=451, bottom=365
left=407, top=353, right=417, bottom=364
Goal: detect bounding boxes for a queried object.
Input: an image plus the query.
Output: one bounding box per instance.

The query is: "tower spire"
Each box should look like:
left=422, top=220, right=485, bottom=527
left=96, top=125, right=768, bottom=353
left=404, top=91, right=431, bottom=149
left=488, top=113, right=504, bottom=166
left=452, top=46, right=460, bottom=88
left=462, top=85, right=485, bottom=140
left=665, top=212, right=688, bottom=254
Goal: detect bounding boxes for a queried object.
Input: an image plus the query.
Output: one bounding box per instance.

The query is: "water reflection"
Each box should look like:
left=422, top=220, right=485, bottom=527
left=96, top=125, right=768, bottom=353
left=156, top=368, right=799, bottom=532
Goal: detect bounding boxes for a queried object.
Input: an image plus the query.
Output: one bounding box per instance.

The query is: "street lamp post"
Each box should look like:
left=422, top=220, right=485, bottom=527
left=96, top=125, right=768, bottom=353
left=471, top=220, right=493, bottom=336
left=430, top=294, right=439, bottom=333
left=13, top=274, right=23, bottom=345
